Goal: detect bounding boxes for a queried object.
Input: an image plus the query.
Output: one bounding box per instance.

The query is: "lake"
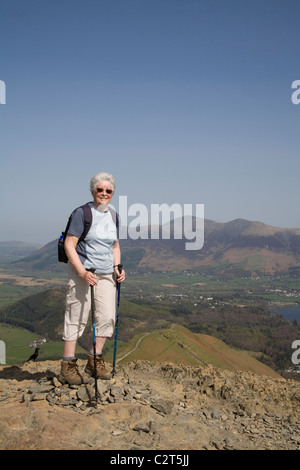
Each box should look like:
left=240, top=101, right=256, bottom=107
left=270, top=305, right=300, bottom=322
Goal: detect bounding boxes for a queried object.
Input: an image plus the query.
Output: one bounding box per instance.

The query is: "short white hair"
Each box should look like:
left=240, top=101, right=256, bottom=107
left=90, top=172, right=116, bottom=192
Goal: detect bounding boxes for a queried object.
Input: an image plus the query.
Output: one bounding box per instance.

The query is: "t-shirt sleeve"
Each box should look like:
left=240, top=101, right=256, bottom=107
left=67, top=208, right=84, bottom=238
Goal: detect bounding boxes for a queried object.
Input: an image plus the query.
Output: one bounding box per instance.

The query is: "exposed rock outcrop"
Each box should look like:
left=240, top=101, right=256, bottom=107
left=0, top=360, right=299, bottom=450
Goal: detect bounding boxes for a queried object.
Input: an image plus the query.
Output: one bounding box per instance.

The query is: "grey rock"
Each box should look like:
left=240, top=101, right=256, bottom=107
left=150, top=398, right=173, bottom=415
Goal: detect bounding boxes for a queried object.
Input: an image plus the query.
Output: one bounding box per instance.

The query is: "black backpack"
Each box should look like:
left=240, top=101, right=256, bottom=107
left=58, top=203, right=119, bottom=263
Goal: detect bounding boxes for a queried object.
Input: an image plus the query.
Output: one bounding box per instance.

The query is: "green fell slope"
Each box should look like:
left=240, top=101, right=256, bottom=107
left=107, top=324, right=280, bottom=379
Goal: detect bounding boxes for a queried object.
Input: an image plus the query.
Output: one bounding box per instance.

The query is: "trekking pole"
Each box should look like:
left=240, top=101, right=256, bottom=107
left=88, top=268, right=98, bottom=406
left=112, top=264, right=123, bottom=376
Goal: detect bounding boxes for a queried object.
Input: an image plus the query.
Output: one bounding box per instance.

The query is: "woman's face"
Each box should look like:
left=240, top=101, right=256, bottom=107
left=92, top=180, right=114, bottom=207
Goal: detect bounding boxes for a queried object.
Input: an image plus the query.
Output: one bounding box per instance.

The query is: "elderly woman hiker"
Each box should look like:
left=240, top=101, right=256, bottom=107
left=59, top=171, right=125, bottom=385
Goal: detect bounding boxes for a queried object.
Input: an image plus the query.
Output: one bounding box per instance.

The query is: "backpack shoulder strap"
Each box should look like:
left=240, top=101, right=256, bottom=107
left=79, top=202, right=93, bottom=240
left=66, top=204, right=117, bottom=240
left=63, top=202, right=92, bottom=238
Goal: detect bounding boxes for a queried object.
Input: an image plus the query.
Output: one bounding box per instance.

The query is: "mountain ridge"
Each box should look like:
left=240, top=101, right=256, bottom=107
left=108, top=323, right=281, bottom=379
left=6, top=217, right=300, bottom=275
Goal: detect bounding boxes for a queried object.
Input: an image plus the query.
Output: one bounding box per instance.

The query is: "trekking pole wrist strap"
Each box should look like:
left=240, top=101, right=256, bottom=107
left=113, top=264, right=123, bottom=273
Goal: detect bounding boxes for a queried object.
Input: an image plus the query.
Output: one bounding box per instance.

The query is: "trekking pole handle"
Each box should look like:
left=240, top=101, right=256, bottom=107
left=114, top=264, right=123, bottom=274
left=88, top=266, right=122, bottom=277
left=86, top=268, right=96, bottom=286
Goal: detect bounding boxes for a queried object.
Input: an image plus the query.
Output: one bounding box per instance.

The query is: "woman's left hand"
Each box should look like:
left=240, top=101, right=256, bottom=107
left=115, top=265, right=125, bottom=283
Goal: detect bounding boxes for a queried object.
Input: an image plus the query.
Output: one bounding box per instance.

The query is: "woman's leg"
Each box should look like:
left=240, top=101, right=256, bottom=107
left=63, top=340, right=77, bottom=358
left=96, top=336, right=107, bottom=355
left=94, top=273, right=117, bottom=345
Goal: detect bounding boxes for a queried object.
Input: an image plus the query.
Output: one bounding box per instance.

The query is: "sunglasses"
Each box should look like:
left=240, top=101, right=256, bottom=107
left=96, top=187, right=113, bottom=194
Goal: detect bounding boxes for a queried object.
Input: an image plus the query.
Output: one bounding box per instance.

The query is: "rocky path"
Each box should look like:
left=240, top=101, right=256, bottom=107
left=0, top=359, right=299, bottom=451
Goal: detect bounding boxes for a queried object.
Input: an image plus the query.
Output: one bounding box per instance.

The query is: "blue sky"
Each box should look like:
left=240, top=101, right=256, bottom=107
left=1, top=0, right=300, bottom=244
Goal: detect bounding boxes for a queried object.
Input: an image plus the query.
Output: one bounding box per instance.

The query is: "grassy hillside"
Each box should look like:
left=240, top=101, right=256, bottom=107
left=0, top=323, right=87, bottom=364
left=0, top=319, right=280, bottom=378
left=105, top=324, right=281, bottom=378
left=0, top=281, right=299, bottom=375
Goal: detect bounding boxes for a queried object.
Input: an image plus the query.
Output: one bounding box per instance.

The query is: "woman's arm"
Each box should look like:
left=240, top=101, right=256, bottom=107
left=64, top=234, right=96, bottom=285
left=113, top=239, right=125, bottom=282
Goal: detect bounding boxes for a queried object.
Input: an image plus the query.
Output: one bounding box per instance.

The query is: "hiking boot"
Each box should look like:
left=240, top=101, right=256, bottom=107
left=58, top=359, right=85, bottom=385
left=85, top=354, right=111, bottom=380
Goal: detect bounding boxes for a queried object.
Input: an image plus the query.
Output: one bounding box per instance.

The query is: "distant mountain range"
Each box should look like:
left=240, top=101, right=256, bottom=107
left=0, top=241, right=42, bottom=263
left=5, top=217, right=300, bottom=276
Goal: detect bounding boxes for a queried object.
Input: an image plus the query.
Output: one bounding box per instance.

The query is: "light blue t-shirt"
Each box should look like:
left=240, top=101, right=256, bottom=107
left=67, top=203, right=118, bottom=274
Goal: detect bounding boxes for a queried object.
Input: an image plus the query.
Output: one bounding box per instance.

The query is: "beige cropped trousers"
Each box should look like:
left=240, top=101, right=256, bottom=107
left=63, top=265, right=117, bottom=342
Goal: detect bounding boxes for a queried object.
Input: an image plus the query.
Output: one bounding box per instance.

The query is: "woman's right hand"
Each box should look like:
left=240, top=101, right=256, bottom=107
left=80, top=269, right=97, bottom=286
left=65, top=235, right=97, bottom=286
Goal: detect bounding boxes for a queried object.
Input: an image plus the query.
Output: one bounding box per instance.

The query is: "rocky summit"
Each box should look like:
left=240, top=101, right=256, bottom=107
left=0, top=359, right=299, bottom=451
